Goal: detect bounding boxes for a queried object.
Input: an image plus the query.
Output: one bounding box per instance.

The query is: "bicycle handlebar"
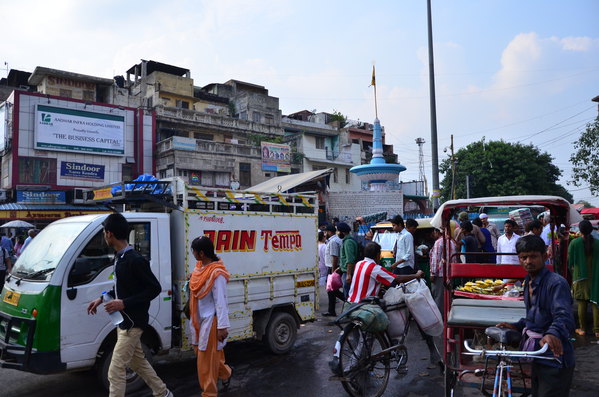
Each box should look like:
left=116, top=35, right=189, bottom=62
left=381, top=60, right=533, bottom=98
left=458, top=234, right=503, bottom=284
left=463, top=339, right=557, bottom=361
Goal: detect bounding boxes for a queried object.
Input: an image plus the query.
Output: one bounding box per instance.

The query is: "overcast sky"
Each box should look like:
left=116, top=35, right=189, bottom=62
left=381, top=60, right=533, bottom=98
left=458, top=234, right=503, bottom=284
left=2, top=0, right=598, bottom=205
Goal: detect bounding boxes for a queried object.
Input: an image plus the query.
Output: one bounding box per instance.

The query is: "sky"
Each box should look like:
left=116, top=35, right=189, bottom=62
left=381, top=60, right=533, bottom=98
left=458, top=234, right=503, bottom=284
left=2, top=0, right=598, bottom=205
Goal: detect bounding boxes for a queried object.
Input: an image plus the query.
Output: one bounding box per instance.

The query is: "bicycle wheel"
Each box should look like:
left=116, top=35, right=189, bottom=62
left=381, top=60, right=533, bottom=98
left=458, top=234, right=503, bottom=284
left=338, top=322, right=390, bottom=397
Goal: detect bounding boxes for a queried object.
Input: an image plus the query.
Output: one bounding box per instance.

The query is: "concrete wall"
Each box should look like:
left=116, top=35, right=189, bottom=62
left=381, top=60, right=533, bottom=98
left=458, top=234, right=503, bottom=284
left=327, top=191, right=404, bottom=223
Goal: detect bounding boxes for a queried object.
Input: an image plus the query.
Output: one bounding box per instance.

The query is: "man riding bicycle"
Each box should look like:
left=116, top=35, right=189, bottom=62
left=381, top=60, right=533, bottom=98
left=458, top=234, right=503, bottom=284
left=347, top=242, right=423, bottom=303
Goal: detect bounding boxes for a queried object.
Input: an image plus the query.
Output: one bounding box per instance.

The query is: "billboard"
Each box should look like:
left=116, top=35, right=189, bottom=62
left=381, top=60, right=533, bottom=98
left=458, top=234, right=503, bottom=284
left=261, top=142, right=291, bottom=173
left=34, top=104, right=125, bottom=155
left=19, top=157, right=56, bottom=185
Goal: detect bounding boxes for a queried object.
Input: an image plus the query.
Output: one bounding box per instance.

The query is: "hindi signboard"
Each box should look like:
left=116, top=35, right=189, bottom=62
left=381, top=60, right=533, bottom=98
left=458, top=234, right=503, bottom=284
left=261, top=142, right=291, bottom=173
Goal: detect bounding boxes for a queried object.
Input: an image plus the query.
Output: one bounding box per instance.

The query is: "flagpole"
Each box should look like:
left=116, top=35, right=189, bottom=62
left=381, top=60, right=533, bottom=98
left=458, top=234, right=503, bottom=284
left=371, top=65, right=378, bottom=119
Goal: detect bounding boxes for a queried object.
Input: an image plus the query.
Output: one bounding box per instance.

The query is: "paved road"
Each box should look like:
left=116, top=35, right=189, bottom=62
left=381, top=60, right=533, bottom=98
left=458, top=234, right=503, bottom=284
left=1, top=291, right=598, bottom=396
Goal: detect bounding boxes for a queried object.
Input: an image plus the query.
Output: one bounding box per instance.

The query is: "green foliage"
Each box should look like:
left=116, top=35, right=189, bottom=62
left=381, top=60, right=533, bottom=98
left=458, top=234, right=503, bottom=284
left=439, top=139, right=572, bottom=203
left=570, top=117, right=599, bottom=196
left=576, top=200, right=593, bottom=209
left=246, top=133, right=284, bottom=146
left=330, top=110, right=348, bottom=128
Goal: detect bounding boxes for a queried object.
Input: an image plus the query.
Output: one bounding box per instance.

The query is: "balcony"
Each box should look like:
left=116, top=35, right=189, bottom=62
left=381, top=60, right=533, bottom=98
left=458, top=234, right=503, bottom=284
left=157, top=136, right=261, bottom=157
left=155, top=106, right=284, bottom=136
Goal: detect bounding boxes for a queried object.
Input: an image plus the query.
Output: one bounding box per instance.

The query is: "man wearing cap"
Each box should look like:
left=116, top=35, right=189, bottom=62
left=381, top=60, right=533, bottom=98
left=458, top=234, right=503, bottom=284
left=480, top=213, right=500, bottom=250
left=454, top=211, right=486, bottom=248
left=337, top=222, right=358, bottom=298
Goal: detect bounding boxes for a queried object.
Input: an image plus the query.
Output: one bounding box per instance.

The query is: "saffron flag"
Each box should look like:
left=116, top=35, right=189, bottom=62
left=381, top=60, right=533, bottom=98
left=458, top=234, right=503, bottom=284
left=370, top=65, right=376, bottom=87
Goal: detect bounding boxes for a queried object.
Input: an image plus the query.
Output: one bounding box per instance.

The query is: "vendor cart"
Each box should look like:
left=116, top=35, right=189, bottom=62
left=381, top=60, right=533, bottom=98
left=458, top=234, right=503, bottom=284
left=430, top=195, right=582, bottom=396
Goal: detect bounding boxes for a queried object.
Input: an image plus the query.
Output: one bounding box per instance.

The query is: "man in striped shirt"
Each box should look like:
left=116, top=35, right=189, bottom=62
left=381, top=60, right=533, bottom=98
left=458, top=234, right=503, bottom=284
left=348, top=242, right=423, bottom=304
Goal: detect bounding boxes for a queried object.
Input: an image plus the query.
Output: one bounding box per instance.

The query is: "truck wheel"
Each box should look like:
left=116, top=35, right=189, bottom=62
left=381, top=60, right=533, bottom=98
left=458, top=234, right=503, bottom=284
left=264, top=312, right=297, bottom=355
left=96, top=342, right=154, bottom=392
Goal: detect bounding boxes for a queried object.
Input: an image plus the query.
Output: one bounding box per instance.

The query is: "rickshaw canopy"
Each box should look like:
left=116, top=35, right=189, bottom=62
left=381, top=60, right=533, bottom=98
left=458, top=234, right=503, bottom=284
left=430, top=195, right=582, bottom=229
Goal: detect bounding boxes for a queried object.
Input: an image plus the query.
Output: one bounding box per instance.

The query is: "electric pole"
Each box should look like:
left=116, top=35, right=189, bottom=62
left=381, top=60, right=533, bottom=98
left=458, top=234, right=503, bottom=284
left=449, top=134, right=457, bottom=200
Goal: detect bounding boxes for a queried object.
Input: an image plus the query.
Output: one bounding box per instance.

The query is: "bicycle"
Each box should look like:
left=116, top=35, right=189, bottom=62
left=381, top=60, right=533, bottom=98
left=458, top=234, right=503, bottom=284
left=459, top=326, right=559, bottom=397
left=328, top=280, right=418, bottom=397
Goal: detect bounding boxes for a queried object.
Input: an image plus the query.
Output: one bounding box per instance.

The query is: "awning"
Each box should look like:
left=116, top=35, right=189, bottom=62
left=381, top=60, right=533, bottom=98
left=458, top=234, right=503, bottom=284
left=245, top=168, right=334, bottom=193
left=0, top=203, right=110, bottom=221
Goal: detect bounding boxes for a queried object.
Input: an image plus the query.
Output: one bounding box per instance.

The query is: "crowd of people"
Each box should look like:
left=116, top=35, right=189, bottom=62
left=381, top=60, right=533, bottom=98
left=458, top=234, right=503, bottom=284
left=0, top=229, right=39, bottom=291
left=317, top=210, right=596, bottom=397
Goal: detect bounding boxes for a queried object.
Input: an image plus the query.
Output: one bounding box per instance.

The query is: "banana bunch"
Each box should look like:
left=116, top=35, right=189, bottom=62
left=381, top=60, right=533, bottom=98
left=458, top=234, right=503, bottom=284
left=457, top=279, right=505, bottom=295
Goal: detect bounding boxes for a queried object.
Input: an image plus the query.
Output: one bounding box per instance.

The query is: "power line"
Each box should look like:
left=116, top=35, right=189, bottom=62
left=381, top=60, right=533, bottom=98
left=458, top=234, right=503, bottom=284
left=514, top=106, right=595, bottom=143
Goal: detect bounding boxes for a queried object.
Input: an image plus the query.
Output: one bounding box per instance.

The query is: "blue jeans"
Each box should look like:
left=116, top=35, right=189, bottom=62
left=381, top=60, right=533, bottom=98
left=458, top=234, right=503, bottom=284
left=342, top=272, right=350, bottom=299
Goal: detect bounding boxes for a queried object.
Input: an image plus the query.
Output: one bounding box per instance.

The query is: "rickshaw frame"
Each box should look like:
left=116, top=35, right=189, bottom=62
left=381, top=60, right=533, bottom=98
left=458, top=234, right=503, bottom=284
left=430, top=195, right=582, bottom=396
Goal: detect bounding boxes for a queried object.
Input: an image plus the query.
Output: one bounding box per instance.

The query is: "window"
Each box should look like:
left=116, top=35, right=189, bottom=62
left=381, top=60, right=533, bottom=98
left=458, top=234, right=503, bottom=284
left=265, top=114, right=274, bottom=125
left=122, top=164, right=134, bottom=181
left=68, top=230, right=113, bottom=287
left=239, top=162, right=251, bottom=187
left=252, top=112, right=261, bottom=123
left=345, top=168, right=351, bottom=184
left=83, top=90, right=95, bottom=101
left=194, top=132, right=213, bottom=141
left=333, top=168, right=338, bottom=183
left=18, top=157, right=57, bottom=184
left=315, top=137, right=325, bottom=149
left=59, top=89, right=72, bottom=98
left=176, top=100, right=189, bottom=109
left=129, top=223, right=152, bottom=262
left=240, top=111, right=247, bottom=120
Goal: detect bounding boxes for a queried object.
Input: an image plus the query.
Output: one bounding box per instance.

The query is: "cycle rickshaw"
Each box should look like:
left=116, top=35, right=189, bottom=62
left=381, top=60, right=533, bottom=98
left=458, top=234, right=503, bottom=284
left=430, top=195, right=582, bottom=396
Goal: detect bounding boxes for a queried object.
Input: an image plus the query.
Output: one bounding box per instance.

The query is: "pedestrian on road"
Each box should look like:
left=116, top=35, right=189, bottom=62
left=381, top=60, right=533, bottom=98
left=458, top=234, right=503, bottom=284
left=0, top=244, right=11, bottom=292
left=389, top=215, right=415, bottom=275
left=323, top=225, right=345, bottom=316
left=87, top=213, right=172, bottom=397
left=429, top=227, right=456, bottom=315
left=480, top=213, right=500, bottom=250
left=497, top=219, right=521, bottom=265
left=189, top=236, right=233, bottom=396
left=497, top=235, right=575, bottom=397
left=337, top=222, right=358, bottom=298
left=18, top=229, right=38, bottom=256
left=568, top=220, right=599, bottom=337
left=473, top=217, right=495, bottom=263
left=318, top=231, right=327, bottom=286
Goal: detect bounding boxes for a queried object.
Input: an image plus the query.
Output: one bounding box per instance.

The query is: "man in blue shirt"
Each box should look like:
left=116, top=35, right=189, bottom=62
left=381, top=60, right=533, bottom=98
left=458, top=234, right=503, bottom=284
left=497, top=235, right=575, bottom=397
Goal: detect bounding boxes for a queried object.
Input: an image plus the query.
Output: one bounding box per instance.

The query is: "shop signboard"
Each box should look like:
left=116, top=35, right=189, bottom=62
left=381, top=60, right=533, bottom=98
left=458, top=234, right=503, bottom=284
left=60, top=161, right=105, bottom=181
left=34, top=104, right=124, bottom=155
left=16, top=190, right=66, bottom=204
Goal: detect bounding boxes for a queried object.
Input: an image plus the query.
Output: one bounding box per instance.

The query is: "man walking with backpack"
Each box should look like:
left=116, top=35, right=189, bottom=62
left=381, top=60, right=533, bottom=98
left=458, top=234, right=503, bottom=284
left=337, top=222, right=359, bottom=299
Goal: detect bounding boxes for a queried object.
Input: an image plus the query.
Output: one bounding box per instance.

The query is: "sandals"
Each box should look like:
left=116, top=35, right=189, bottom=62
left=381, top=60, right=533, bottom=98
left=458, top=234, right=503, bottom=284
left=221, top=366, right=233, bottom=392
left=575, top=329, right=586, bottom=336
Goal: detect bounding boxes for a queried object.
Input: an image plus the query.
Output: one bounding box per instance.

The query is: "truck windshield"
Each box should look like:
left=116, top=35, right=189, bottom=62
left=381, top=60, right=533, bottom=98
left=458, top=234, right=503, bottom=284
left=12, top=222, right=89, bottom=281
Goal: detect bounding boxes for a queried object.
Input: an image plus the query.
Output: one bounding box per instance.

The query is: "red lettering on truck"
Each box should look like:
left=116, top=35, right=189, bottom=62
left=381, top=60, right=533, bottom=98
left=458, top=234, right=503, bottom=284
left=203, top=230, right=256, bottom=252
left=261, top=230, right=302, bottom=252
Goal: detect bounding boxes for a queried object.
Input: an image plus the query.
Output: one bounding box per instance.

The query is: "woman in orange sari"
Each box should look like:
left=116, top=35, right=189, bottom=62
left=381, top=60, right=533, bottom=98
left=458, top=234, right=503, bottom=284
left=189, top=236, right=233, bottom=396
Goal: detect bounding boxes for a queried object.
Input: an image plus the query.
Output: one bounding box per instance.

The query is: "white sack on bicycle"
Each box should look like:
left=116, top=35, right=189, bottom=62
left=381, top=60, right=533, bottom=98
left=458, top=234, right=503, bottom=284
left=404, top=279, right=443, bottom=336
left=383, top=284, right=406, bottom=305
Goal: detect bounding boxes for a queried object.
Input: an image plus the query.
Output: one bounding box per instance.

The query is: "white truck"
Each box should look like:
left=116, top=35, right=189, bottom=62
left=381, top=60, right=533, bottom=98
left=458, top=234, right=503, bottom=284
left=0, top=178, right=318, bottom=391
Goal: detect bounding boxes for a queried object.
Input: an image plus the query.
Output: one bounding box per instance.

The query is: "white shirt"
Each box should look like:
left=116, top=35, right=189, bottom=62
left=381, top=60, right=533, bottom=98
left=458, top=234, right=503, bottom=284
left=325, top=235, right=342, bottom=268
left=497, top=233, right=520, bottom=265
left=541, top=224, right=552, bottom=245
left=394, top=229, right=414, bottom=269
left=188, top=275, right=230, bottom=351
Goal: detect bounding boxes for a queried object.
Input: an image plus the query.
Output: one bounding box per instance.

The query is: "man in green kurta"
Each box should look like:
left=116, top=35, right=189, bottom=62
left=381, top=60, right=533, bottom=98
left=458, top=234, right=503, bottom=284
left=568, top=220, right=599, bottom=337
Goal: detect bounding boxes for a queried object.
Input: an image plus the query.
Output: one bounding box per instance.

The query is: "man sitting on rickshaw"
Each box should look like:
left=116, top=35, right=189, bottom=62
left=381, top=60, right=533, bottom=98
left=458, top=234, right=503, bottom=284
left=496, top=235, right=575, bottom=397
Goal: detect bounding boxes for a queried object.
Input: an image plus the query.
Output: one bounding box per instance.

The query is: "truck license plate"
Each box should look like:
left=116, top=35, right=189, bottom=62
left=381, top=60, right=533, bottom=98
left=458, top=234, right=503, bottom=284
left=3, top=290, right=20, bottom=306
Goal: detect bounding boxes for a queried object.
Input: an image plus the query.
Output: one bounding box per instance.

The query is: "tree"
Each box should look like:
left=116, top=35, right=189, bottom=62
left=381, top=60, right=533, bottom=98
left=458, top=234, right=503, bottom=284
left=439, top=139, right=573, bottom=203
left=570, top=117, right=599, bottom=196
left=330, top=110, right=348, bottom=128
left=576, top=200, right=593, bottom=209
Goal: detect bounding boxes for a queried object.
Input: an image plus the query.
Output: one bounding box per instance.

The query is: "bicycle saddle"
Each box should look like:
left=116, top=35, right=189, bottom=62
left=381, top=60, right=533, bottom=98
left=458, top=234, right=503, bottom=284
left=485, top=326, right=522, bottom=345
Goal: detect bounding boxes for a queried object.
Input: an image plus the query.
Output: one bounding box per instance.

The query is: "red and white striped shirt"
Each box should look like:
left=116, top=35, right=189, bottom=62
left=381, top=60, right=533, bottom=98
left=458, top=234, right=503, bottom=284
left=348, top=258, right=396, bottom=303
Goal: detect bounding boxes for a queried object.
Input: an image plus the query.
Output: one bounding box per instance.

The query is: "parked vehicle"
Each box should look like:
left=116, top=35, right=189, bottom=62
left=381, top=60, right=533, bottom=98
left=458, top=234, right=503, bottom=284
left=430, top=195, right=582, bottom=396
left=0, top=178, right=318, bottom=391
